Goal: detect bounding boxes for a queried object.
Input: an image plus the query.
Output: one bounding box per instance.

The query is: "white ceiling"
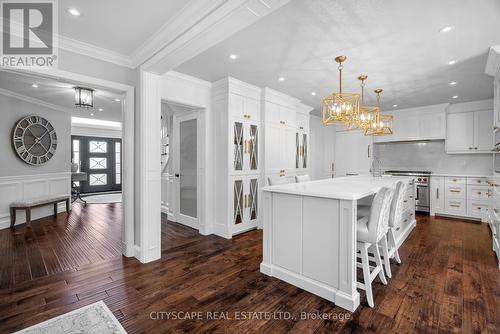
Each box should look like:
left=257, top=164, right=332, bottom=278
left=59, top=0, right=188, bottom=55
left=0, top=71, right=123, bottom=121
left=175, top=0, right=500, bottom=113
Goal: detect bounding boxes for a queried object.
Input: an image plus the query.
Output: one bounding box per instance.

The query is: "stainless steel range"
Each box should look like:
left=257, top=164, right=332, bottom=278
left=384, top=170, right=431, bottom=213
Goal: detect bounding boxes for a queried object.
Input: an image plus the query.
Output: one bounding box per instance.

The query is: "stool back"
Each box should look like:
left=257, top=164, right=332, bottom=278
left=367, top=187, right=395, bottom=243
left=389, top=181, right=406, bottom=228
left=295, top=175, right=311, bottom=183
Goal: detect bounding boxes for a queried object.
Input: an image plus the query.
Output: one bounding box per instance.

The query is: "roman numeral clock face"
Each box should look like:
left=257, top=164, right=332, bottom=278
left=12, top=115, right=57, bottom=165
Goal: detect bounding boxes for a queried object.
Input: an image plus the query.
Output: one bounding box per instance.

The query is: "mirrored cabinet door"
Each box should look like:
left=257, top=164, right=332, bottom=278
left=233, top=122, right=244, bottom=172
left=248, top=124, right=259, bottom=171
left=248, top=178, right=258, bottom=221
left=233, top=179, right=244, bottom=224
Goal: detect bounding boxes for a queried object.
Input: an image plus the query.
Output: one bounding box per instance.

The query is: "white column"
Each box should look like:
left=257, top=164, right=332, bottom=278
left=139, top=70, right=162, bottom=263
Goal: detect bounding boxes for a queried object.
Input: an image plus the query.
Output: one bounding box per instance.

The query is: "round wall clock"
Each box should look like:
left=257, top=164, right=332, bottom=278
left=12, top=115, right=58, bottom=165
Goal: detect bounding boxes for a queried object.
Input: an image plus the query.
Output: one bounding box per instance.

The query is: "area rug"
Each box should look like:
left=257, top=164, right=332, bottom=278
left=15, top=301, right=126, bottom=334
left=84, top=193, right=122, bottom=204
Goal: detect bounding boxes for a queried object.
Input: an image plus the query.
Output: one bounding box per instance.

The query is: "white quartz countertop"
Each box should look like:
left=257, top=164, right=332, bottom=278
left=430, top=173, right=494, bottom=178
left=262, top=175, right=412, bottom=200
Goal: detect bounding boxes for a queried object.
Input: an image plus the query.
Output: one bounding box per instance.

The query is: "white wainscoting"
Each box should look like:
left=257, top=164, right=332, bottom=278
left=0, top=172, right=71, bottom=229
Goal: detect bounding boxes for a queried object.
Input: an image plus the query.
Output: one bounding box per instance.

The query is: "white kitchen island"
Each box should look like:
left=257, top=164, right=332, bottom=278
left=260, top=176, right=415, bottom=312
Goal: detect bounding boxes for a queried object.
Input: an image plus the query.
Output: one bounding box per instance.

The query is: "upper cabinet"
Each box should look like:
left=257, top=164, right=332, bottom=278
left=229, top=92, right=260, bottom=122
left=446, top=100, right=494, bottom=154
left=374, top=104, right=447, bottom=143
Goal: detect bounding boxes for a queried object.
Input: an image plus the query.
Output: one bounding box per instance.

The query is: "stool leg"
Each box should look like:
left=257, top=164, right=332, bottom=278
left=10, top=208, right=16, bottom=228
left=381, top=235, right=392, bottom=278
left=390, top=229, right=402, bottom=264
left=360, top=244, right=374, bottom=307
left=53, top=202, right=58, bottom=216
left=26, top=208, right=31, bottom=228
left=373, top=243, right=387, bottom=285
left=66, top=198, right=70, bottom=213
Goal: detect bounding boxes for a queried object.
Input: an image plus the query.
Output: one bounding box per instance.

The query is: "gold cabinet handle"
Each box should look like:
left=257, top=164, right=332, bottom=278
left=450, top=204, right=461, bottom=208
left=243, top=140, right=247, bottom=154
left=450, top=190, right=461, bottom=193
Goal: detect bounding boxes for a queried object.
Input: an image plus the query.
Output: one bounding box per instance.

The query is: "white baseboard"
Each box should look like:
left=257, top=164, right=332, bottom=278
left=213, top=222, right=231, bottom=239
left=0, top=202, right=68, bottom=230
left=260, top=262, right=360, bottom=312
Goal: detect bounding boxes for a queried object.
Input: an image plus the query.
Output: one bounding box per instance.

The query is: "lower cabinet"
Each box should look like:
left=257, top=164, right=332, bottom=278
left=231, top=175, right=259, bottom=234
left=431, top=176, right=490, bottom=221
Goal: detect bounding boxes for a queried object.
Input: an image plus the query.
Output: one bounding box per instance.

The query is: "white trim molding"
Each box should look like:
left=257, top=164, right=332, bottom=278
left=0, top=87, right=73, bottom=113
left=0, top=172, right=71, bottom=229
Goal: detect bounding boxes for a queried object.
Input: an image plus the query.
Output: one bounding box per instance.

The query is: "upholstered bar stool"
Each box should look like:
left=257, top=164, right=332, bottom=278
left=267, top=176, right=292, bottom=186
left=356, top=187, right=394, bottom=307
left=387, top=181, right=407, bottom=265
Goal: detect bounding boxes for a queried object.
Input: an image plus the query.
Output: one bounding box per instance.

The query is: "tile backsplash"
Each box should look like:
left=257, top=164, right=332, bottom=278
left=373, top=140, right=493, bottom=175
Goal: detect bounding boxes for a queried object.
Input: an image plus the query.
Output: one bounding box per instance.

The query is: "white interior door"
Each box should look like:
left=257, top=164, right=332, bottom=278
left=334, top=130, right=372, bottom=176
left=173, top=113, right=199, bottom=229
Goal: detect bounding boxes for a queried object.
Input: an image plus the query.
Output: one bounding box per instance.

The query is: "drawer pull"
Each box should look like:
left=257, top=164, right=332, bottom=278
left=404, top=200, right=408, bottom=203
left=450, top=190, right=461, bottom=193
left=450, top=204, right=461, bottom=208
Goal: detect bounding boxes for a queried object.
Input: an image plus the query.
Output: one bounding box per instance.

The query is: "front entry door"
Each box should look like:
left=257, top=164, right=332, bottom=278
left=72, top=136, right=122, bottom=193
left=173, top=113, right=198, bottom=229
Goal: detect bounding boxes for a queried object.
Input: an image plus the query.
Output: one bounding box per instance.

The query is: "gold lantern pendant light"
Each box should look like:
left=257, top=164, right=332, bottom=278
left=322, top=56, right=360, bottom=127
left=364, top=89, right=394, bottom=136
left=355, top=75, right=378, bottom=130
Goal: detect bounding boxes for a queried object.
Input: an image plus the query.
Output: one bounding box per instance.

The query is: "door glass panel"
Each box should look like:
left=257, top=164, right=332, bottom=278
left=303, top=134, right=307, bottom=169
left=233, top=122, right=243, bottom=171
left=89, top=174, right=107, bottom=186
left=180, top=119, right=197, bottom=218
left=89, top=141, right=107, bottom=153
left=296, top=132, right=300, bottom=168
left=234, top=180, right=243, bottom=224
left=89, top=157, right=107, bottom=169
left=249, top=178, right=258, bottom=220
left=115, top=142, right=121, bottom=185
left=72, top=139, right=80, bottom=171
left=249, top=124, right=258, bottom=170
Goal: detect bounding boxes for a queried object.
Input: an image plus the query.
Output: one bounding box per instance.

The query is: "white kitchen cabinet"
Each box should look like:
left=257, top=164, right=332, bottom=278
left=494, top=77, right=500, bottom=129
left=430, top=177, right=445, bottom=214
left=334, top=130, right=372, bottom=176
left=231, top=120, right=259, bottom=175
left=231, top=175, right=259, bottom=235
left=446, top=110, right=494, bottom=153
left=374, top=104, right=446, bottom=143
left=213, top=77, right=262, bottom=238
left=264, top=123, right=296, bottom=176
left=229, top=92, right=260, bottom=122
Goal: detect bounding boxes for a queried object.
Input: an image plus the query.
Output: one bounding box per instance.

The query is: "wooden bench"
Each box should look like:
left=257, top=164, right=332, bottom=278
left=10, top=195, right=71, bottom=228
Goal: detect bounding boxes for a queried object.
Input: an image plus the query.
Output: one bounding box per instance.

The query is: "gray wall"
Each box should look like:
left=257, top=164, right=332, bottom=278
left=0, top=94, right=71, bottom=176
left=373, top=140, right=493, bottom=175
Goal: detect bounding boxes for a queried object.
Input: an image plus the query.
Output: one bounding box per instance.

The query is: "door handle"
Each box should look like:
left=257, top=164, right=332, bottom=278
left=367, top=145, right=371, bottom=158
left=436, top=188, right=439, bottom=199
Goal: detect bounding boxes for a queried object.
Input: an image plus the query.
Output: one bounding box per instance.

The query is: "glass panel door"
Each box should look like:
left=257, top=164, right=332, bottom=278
left=72, top=136, right=121, bottom=193
left=233, top=122, right=243, bottom=171
left=233, top=179, right=243, bottom=224
left=248, top=178, right=258, bottom=221
left=179, top=118, right=197, bottom=218
left=248, top=124, right=258, bottom=171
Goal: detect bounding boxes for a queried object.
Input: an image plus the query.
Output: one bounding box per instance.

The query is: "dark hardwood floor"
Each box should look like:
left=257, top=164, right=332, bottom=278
left=0, top=204, right=499, bottom=333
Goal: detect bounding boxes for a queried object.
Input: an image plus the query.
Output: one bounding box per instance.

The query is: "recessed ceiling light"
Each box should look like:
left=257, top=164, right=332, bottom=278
left=278, top=77, right=285, bottom=82
left=67, top=8, right=80, bottom=16
left=448, top=60, right=456, bottom=65
left=393, top=104, right=398, bottom=108
left=115, top=98, right=120, bottom=102
left=452, top=95, right=458, bottom=99
left=31, top=84, right=38, bottom=88
left=90, top=113, right=94, bottom=116
left=311, top=92, right=316, bottom=96
left=98, top=108, right=103, bottom=112
left=229, top=54, right=238, bottom=60
left=449, top=81, right=457, bottom=85
left=439, top=26, right=455, bottom=33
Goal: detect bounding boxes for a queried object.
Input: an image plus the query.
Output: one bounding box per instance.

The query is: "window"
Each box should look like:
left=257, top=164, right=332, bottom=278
left=72, top=139, right=80, bottom=171
left=89, top=174, right=107, bottom=186
left=89, top=157, right=107, bottom=169
left=89, top=141, right=107, bottom=153
left=115, top=142, right=121, bottom=184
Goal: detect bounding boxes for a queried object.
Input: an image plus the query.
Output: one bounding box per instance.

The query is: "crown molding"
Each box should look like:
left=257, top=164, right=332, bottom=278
left=485, top=46, right=500, bottom=77
left=0, top=87, right=75, bottom=113
left=164, top=71, right=212, bottom=88
left=58, top=35, right=133, bottom=69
